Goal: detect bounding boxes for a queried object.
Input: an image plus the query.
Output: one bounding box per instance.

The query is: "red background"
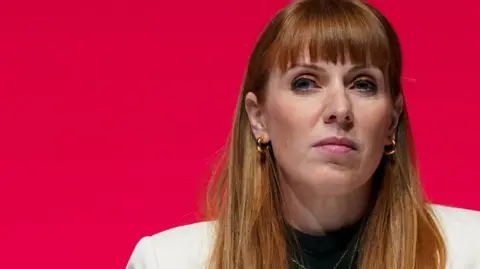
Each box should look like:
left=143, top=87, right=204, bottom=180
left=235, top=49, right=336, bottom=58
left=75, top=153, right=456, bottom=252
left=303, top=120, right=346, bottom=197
left=1, top=0, right=479, bottom=268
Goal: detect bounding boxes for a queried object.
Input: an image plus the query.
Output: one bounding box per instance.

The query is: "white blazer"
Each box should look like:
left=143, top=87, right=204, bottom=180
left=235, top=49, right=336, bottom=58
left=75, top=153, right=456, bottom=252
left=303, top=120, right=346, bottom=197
left=126, top=205, right=480, bottom=269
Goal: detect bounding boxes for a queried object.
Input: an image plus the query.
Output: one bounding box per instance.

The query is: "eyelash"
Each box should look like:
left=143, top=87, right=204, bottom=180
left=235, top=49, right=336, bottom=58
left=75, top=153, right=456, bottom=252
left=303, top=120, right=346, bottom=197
left=291, top=75, right=378, bottom=93
left=351, top=76, right=378, bottom=93
left=291, top=75, right=317, bottom=92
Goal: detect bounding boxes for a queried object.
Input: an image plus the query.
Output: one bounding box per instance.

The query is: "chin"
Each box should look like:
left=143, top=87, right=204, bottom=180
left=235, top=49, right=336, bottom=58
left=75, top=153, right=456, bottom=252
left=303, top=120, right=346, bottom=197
left=307, top=169, right=366, bottom=194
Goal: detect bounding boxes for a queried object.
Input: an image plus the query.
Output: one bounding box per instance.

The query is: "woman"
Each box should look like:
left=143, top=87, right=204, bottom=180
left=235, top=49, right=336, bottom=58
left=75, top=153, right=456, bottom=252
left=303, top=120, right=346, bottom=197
left=126, top=0, right=480, bottom=268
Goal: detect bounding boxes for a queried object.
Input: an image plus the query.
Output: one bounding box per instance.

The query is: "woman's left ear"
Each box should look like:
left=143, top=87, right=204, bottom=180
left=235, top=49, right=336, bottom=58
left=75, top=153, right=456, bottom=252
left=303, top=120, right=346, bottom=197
left=388, top=95, right=404, bottom=139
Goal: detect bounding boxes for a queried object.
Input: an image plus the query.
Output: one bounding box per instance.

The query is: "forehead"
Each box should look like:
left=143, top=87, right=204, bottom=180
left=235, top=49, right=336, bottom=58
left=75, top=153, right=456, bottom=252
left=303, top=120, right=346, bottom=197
left=266, top=38, right=390, bottom=76
left=289, top=50, right=373, bottom=69
left=271, top=51, right=384, bottom=77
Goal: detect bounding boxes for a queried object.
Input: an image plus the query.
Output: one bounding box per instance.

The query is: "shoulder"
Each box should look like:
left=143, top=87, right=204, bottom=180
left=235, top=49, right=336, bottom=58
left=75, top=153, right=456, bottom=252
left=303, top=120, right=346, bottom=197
left=431, top=203, right=480, bottom=240
left=126, top=221, right=215, bottom=269
left=125, top=206, right=480, bottom=269
left=430, top=204, right=480, bottom=268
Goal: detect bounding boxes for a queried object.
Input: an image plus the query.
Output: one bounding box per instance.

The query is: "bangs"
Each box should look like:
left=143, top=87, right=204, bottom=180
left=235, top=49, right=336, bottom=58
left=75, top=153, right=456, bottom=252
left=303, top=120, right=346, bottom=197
left=267, top=0, right=392, bottom=72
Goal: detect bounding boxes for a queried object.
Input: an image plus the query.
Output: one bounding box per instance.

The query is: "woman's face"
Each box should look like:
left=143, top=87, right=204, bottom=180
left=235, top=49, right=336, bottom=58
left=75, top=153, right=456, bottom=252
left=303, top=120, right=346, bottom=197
left=245, top=56, right=402, bottom=194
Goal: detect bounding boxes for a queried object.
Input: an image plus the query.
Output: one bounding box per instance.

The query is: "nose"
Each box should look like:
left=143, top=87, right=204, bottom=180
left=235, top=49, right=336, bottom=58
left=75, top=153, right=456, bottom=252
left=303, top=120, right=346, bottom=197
left=322, top=88, right=353, bottom=127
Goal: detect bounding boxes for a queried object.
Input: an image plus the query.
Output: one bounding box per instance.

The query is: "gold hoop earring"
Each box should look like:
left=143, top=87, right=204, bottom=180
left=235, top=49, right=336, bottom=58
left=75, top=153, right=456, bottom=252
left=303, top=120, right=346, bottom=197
left=256, top=136, right=269, bottom=153
left=384, top=138, right=396, bottom=155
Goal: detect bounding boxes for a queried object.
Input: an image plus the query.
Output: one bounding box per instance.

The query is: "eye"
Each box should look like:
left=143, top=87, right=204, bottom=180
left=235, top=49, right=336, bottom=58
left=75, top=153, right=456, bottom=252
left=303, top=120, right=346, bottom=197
left=352, top=76, right=377, bottom=92
left=291, top=76, right=317, bottom=91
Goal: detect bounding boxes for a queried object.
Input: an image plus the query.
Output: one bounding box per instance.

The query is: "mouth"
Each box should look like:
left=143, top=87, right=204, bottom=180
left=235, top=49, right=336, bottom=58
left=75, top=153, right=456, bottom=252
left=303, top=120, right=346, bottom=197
left=312, top=136, right=358, bottom=154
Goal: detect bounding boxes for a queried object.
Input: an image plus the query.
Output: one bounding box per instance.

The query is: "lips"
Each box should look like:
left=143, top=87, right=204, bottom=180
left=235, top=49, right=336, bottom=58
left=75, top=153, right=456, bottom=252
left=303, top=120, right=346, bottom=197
left=313, top=136, right=358, bottom=153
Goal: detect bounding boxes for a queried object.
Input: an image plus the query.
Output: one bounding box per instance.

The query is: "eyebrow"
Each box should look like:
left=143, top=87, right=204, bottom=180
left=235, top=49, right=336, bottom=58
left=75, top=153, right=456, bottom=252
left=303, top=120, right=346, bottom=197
left=287, top=63, right=380, bottom=73
left=287, top=63, right=327, bottom=73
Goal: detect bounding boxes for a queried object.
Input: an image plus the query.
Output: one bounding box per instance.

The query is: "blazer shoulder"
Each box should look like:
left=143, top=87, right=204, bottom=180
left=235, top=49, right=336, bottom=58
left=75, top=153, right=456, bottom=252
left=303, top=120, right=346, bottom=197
left=432, top=204, right=480, bottom=232
left=126, top=221, right=215, bottom=269
left=431, top=204, right=480, bottom=268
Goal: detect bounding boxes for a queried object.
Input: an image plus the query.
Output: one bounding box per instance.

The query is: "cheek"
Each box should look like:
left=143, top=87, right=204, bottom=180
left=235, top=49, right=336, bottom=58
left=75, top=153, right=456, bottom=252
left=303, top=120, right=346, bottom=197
left=265, top=99, right=312, bottom=182
left=352, top=105, right=391, bottom=180
left=264, top=97, right=312, bottom=154
left=356, top=106, right=391, bottom=147
left=266, top=102, right=298, bottom=143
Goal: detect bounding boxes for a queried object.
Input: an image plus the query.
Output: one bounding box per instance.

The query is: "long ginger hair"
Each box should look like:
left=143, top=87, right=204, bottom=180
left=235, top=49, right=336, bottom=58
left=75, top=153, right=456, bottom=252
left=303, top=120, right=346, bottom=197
left=205, top=0, right=447, bottom=268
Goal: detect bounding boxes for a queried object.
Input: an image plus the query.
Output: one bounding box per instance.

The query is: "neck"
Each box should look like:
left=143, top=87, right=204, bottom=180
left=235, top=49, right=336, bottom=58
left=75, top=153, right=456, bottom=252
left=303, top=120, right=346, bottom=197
left=281, top=179, right=372, bottom=235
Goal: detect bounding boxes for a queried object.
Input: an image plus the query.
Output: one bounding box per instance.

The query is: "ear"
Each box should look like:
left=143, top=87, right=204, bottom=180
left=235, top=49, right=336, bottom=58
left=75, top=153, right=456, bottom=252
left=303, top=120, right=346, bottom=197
left=244, top=92, right=269, bottom=142
left=387, top=94, right=404, bottom=141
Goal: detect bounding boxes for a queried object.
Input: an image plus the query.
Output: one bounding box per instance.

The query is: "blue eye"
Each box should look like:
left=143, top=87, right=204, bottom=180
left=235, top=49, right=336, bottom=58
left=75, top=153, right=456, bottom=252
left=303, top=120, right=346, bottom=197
left=292, top=77, right=317, bottom=91
left=353, top=77, right=377, bottom=92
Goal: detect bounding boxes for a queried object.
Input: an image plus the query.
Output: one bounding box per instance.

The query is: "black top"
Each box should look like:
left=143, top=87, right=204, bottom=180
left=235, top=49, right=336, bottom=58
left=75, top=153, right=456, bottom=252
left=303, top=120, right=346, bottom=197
left=288, top=219, right=364, bottom=269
